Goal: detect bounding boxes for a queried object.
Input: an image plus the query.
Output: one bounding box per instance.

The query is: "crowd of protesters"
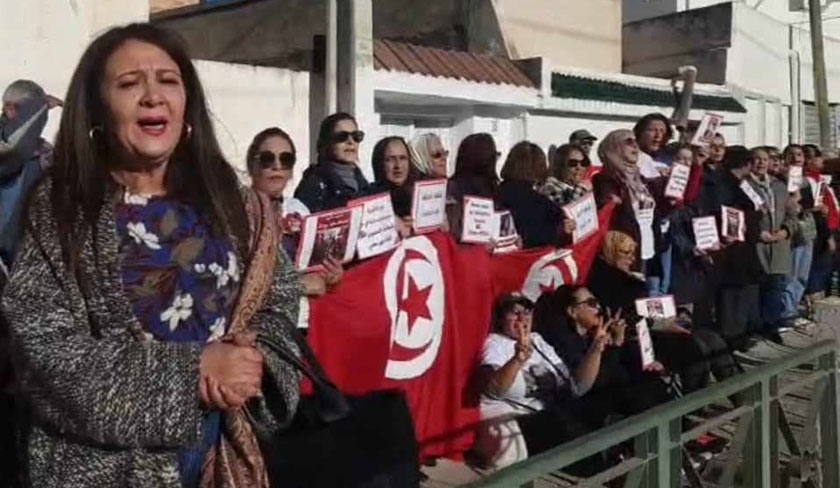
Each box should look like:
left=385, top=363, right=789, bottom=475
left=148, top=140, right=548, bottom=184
left=1, top=21, right=839, bottom=487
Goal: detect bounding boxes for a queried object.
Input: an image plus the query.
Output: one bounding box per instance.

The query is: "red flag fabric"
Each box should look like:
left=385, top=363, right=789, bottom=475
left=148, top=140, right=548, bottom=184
left=307, top=232, right=492, bottom=459
left=490, top=201, right=616, bottom=301
left=306, top=202, right=615, bottom=460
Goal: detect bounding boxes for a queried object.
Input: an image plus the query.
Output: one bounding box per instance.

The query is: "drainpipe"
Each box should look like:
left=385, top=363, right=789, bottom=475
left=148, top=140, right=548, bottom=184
left=790, top=26, right=802, bottom=144
left=325, top=0, right=338, bottom=116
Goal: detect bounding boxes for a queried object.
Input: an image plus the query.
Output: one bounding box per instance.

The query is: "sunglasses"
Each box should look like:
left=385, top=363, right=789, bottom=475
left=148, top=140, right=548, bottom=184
left=574, top=297, right=600, bottom=309
left=567, top=158, right=590, bottom=168
left=332, top=130, right=365, bottom=144
left=255, top=151, right=296, bottom=170
left=430, top=150, right=449, bottom=159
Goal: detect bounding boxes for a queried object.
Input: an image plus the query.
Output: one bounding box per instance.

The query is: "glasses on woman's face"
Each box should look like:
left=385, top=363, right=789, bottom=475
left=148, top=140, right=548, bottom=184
left=574, top=297, right=600, bottom=309
left=255, top=150, right=295, bottom=170
left=623, top=137, right=638, bottom=148
left=331, top=130, right=365, bottom=144
left=430, top=149, right=449, bottom=159
left=508, top=306, right=533, bottom=318
left=567, top=157, right=589, bottom=169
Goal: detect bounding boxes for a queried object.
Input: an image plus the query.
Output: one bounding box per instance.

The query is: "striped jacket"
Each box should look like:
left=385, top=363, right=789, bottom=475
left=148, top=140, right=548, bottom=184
left=2, top=179, right=302, bottom=488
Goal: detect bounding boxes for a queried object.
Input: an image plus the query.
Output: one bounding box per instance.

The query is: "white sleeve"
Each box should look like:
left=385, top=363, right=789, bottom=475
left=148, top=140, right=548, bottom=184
left=481, top=335, right=509, bottom=370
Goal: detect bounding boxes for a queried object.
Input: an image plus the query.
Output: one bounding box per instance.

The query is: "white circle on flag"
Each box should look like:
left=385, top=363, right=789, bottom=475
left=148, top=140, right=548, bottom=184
left=383, top=236, right=446, bottom=380
left=521, top=250, right=579, bottom=302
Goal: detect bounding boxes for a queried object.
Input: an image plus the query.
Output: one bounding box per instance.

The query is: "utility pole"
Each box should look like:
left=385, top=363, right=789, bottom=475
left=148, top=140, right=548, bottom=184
left=808, top=0, right=833, bottom=150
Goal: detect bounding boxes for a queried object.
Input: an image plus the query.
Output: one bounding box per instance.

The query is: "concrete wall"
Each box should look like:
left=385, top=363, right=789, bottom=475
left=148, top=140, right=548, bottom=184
left=195, top=61, right=310, bottom=191
left=726, top=4, right=791, bottom=104
left=494, top=0, right=623, bottom=72
left=624, top=0, right=840, bottom=39
left=623, top=3, right=732, bottom=84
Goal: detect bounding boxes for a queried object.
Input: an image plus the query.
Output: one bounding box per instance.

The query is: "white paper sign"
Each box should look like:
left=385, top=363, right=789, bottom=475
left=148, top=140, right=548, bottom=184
left=563, top=193, right=599, bottom=243
left=691, top=112, right=724, bottom=147
left=634, top=295, right=677, bottom=320
left=411, top=179, right=447, bottom=234
left=350, top=193, right=400, bottom=260
left=740, top=180, right=764, bottom=210
left=491, top=210, right=519, bottom=254
left=787, top=165, right=803, bottom=193
left=633, top=201, right=656, bottom=260
left=721, top=205, right=745, bottom=242
left=692, top=215, right=720, bottom=251
left=296, top=206, right=363, bottom=271
left=636, top=319, right=656, bottom=369
left=461, top=196, right=495, bottom=244
left=664, top=163, right=692, bottom=200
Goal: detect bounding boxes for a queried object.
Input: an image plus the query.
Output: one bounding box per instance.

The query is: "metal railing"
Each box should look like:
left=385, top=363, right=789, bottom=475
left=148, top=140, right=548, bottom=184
left=464, top=340, right=840, bottom=488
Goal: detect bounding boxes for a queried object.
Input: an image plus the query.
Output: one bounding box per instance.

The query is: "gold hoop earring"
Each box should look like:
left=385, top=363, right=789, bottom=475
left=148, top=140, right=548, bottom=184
left=88, top=126, right=103, bottom=141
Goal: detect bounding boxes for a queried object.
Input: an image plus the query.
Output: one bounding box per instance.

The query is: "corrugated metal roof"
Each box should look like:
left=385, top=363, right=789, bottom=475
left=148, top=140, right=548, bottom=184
left=373, top=39, right=537, bottom=88
left=551, top=72, right=747, bottom=113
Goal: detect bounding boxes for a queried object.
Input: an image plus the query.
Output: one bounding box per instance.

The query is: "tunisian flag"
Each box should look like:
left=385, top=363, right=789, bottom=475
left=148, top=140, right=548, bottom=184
left=307, top=232, right=493, bottom=459
left=306, top=202, right=615, bottom=460
left=490, top=201, right=616, bottom=301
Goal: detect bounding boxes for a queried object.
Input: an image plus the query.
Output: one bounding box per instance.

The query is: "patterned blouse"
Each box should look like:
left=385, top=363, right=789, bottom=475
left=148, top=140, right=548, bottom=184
left=115, top=191, right=241, bottom=486
left=115, top=192, right=241, bottom=343
left=536, top=177, right=590, bottom=208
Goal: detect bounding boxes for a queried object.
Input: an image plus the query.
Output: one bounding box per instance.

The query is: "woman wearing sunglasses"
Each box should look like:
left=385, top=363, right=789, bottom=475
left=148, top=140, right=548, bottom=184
left=248, top=127, right=342, bottom=297
left=593, top=130, right=676, bottom=285
left=295, top=112, right=369, bottom=213
left=537, top=143, right=593, bottom=207
left=409, top=133, right=449, bottom=178
left=474, top=292, right=610, bottom=473
left=533, top=286, right=674, bottom=430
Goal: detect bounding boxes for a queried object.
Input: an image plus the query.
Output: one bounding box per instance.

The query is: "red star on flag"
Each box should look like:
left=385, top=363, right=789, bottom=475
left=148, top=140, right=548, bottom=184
left=399, top=274, right=433, bottom=333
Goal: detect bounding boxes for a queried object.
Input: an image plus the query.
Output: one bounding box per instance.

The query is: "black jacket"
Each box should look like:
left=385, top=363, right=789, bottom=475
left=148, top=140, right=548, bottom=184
left=497, top=179, right=570, bottom=248
left=697, top=169, right=762, bottom=287
left=294, top=161, right=370, bottom=213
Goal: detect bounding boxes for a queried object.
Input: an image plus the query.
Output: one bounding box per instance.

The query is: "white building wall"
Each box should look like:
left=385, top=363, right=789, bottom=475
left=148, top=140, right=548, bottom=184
left=195, top=61, right=310, bottom=193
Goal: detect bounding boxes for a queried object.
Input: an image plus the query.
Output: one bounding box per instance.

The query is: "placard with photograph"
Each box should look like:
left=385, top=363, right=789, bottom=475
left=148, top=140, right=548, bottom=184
left=721, top=205, right=745, bottom=242
left=739, top=180, right=764, bottom=210
left=563, top=192, right=599, bottom=243
left=787, top=165, right=803, bottom=193
left=664, top=163, right=692, bottom=200
left=349, top=192, right=400, bottom=260
left=461, top=196, right=495, bottom=244
left=635, top=318, right=656, bottom=369
left=411, top=178, right=447, bottom=234
left=491, top=210, right=519, bottom=254
left=634, top=295, right=677, bottom=320
left=692, top=215, right=720, bottom=251
left=690, top=112, right=724, bottom=147
left=295, top=207, right=363, bottom=271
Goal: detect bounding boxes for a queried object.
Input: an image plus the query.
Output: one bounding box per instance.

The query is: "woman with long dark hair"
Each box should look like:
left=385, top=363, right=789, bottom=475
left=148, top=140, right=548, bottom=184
left=3, top=24, right=301, bottom=487
left=446, top=133, right=500, bottom=241
left=294, top=112, right=368, bottom=212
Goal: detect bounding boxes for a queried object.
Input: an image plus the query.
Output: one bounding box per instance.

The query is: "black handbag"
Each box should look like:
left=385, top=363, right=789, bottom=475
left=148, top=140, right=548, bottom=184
left=252, top=331, right=421, bottom=488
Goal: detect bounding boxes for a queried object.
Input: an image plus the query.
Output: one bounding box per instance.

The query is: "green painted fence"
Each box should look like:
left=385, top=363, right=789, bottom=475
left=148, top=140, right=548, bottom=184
left=464, top=340, right=840, bottom=488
